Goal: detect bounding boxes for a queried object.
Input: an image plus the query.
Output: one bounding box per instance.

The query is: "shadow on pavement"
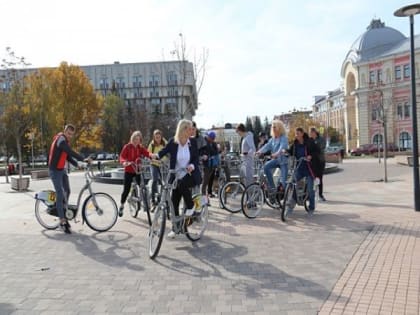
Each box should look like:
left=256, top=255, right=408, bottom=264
left=325, top=199, right=413, bottom=210
left=0, top=303, right=15, bottom=315
left=154, top=237, right=337, bottom=301
left=42, top=230, right=144, bottom=271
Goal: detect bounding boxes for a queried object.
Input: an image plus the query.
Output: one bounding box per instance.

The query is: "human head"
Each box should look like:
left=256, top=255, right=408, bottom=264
left=191, top=121, right=199, bottom=137
left=236, top=123, right=246, bottom=137
left=295, top=127, right=305, bottom=142
left=130, top=130, right=143, bottom=146
left=309, top=127, right=319, bottom=139
left=175, top=119, right=193, bottom=143
left=207, top=131, right=216, bottom=142
left=64, top=124, right=76, bottom=140
left=152, top=129, right=165, bottom=145
left=271, top=120, right=286, bottom=137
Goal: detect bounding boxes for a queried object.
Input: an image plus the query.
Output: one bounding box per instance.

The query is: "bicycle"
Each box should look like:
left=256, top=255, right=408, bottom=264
left=148, top=169, right=209, bottom=259
left=241, top=156, right=285, bottom=219
left=126, top=158, right=152, bottom=226
left=218, top=157, right=246, bottom=213
left=281, top=157, right=319, bottom=222
left=34, top=163, right=119, bottom=232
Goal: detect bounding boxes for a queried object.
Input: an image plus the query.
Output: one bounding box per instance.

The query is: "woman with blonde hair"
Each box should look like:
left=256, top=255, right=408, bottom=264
left=118, top=130, right=152, bottom=217
left=152, top=119, right=201, bottom=238
left=256, top=119, right=289, bottom=194
left=148, top=129, right=167, bottom=206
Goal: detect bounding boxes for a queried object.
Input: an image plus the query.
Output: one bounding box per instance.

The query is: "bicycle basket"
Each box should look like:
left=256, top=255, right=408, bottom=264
left=35, top=190, right=56, bottom=206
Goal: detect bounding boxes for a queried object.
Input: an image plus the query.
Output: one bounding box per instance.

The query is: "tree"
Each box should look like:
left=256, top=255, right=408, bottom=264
left=0, top=47, right=32, bottom=184
left=26, top=62, right=104, bottom=152
left=287, top=113, right=319, bottom=143
left=102, top=94, right=129, bottom=153
left=263, top=116, right=271, bottom=136
left=169, top=33, right=208, bottom=119
left=252, top=116, right=263, bottom=143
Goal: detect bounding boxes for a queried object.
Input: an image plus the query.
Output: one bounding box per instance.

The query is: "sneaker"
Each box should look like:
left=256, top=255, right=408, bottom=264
left=319, top=195, right=326, bottom=202
left=208, top=193, right=216, bottom=198
left=60, top=222, right=71, bottom=234
left=184, top=208, right=195, bottom=217
left=118, top=205, right=124, bottom=217
left=167, top=230, right=176, bottom=238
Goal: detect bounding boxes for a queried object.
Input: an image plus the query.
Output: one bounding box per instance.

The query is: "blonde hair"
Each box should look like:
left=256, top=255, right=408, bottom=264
left=130, top=130, right=142, bottom=143
left=174, top=119, right=192, bottom=143
left=271, top=120, right=286, bottom=137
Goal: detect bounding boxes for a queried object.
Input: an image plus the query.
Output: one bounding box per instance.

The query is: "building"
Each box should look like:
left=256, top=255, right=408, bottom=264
left=1, top=60, right=198, bottom=120
left=341, top=18, right=420, bottom=152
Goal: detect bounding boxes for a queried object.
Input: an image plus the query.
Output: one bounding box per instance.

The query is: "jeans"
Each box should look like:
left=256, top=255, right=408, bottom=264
left=49, top=169, right=70, bottom=220
left=150, top=165, right=161, bottom=201
left=263, top=158, right=288, bottom=189
left=295, top=169, right=315, bottom=211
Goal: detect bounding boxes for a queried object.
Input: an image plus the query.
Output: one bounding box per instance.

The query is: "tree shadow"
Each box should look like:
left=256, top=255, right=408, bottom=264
left=42, top=229, right=144, bottom=271
left=0, top=303, right=15, bottom=315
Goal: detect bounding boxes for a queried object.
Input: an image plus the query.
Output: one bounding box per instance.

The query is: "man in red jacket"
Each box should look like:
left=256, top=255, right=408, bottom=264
left=48, top=124, right=87, bottom=234
left=118, top=130, right=151, bottom=217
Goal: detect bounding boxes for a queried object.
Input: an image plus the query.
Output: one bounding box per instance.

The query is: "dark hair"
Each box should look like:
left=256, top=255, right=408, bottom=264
left=236, top=123, right=246, bottom=132
left=295, top=127, right=304, bottom=133
left=64, top=124, right=75, bottom=132
left=259, top=132, right=266, bottom=137
left=310, top=127, right=320, bottom=137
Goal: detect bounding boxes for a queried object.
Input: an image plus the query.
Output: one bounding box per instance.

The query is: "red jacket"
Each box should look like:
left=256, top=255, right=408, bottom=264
left=119, top=143, right=151, bottom=174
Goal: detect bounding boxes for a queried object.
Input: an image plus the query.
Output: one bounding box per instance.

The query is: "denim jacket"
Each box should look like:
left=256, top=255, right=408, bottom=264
left=258, top=135, right=289, bottom=165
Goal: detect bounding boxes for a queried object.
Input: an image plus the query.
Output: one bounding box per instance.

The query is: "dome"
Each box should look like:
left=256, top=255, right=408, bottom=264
left=342, top=19, right=406, bottom=75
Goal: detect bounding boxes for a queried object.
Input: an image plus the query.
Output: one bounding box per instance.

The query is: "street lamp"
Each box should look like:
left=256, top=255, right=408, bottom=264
left=395, top=4, right=420, bottom=211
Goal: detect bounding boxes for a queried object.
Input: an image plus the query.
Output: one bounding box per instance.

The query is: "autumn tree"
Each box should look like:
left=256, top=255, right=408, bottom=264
left=0, top=47, right=32, bottom=182
left=26, top=62, right=104, bottom=152
left=287, top=113, right=320, bottom=142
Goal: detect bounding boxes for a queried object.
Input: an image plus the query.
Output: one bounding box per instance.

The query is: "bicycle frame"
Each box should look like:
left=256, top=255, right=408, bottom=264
left=286, top=157, right=308, bottom=206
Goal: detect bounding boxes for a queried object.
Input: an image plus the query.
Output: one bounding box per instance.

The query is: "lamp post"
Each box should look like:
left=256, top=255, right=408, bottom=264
left=395, top=4, right=420, bottom=211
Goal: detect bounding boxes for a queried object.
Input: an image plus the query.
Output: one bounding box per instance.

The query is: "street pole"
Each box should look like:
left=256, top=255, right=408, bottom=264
left=395, top=4, right=420, bottom=211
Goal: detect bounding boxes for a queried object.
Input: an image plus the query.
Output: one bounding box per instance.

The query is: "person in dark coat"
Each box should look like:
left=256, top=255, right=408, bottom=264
left=309, top=127, right=326, bottom=201
left=287, top=127, right=321, bottom=213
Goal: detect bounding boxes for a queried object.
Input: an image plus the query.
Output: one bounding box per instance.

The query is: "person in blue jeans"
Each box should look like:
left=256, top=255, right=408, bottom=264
left=287, top=127, right=321, bottom=213
left=256, top=119, right=289, bottom=193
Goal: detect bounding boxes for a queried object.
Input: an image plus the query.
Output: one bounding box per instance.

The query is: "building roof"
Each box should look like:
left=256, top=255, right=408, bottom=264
left=341, top=19, right=406, bottom=75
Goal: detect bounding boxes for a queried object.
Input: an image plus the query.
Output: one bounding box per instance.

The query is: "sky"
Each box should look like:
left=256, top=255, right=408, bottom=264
left=0, top=0, right=417, bottom=129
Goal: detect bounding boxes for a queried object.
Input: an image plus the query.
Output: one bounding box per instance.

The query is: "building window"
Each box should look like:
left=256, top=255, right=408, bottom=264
left=99, top=78, right=109, bottom=89
left=371, top=107, right=378, bottom=121
left=397, top=104, right=403, bottom=119
left=404, top=64, right=410, bottom=78
left=132, top=75, right=142, bottom=88
left=395, top=66, right=401, bottom=80
left=377, top=69, right=382, bottom=83
left=373, top=134, right=383, bottom=145
left=167, top=71, right=177, bottom=85
left=369, top=71, right=376, bottom=84
left=399, top=132, right=412, bottom=150
left=404, top=102, right=411, bottom=118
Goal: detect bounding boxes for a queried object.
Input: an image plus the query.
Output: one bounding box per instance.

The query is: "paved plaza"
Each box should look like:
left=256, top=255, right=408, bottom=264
left=0, top=158, right=419, bottom=315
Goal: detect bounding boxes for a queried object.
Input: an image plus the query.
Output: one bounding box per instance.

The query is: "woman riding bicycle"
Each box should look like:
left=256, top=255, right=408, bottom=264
left=152, top=119, right=202, bottom=238
left=287, top=127, right=321, bottom=214
left=256, top=119, right=289, bottom=194
left=118, top=130, right=152, bottom=217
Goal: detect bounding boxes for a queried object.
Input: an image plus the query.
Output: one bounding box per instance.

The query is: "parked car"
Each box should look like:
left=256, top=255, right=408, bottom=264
left=350, top=144, right=376, bottom=156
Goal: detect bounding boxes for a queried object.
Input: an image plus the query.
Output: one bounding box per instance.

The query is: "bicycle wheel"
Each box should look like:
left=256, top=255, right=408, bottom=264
left=219, top=181, right=245, bottom=213
left=142, top=187, right=152, bottom=226
left=34, top=200, right=60, bottom=230
left=281, top=184, right=295, bottom=222
left=264, top=188, right=283, bottom=209
left=128, top=186, right=141, bottom=218
left=82, top=193, right=118, bottom=232
left=241, top=183, right=264, bottom=219
left=149, top=205, right=166, bottom=259
left=185, top=204, right=209, bottom=241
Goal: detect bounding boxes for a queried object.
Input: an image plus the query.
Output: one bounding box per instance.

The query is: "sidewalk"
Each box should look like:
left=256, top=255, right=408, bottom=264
left=0, top=160, right=419, bottom=314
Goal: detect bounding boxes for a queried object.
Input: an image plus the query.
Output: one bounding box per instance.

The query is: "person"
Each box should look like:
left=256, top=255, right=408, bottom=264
left=309, top=127, right=326, bottom=201
left=236, top=123, right=256, bottom=187
left=191, top=121, right=206, bottom=152
left=48, top=124, right=89, bottom=234
left=287, top=127, right=321, bottom=214
left=148, top=129, right=167, bottom=206
left=200, top=131, right=219, bottom=202
left=118, top=130, right=152, bottom=217
left=207, top=143, right=222, bottom=198
left=257, top=132, right=269, bottom=151
left=152, top=119, right=202, bottom=238
left=256, top=120, right=289, bottom=193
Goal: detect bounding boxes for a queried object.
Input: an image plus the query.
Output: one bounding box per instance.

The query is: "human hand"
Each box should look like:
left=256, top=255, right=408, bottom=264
left=202, top=155, right=208, bottom=161
left=307, top=155, right=312, bottom=161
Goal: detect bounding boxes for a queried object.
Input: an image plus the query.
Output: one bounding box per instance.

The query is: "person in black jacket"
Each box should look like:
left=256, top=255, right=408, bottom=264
left=309, top=127, right=326, bottom=201
left=152, top=119, right=202, bottom=238
left=287, top=127, right=321, bottom=213
left=200, top=131, right=219, bottom=202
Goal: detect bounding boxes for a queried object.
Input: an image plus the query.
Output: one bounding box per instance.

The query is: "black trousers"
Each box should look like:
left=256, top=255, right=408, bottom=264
left=318, top=161, right=326, bottom=197
left=120, top=172, right=140, bottom=204
left=172, top=174, right=195, bottom=216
